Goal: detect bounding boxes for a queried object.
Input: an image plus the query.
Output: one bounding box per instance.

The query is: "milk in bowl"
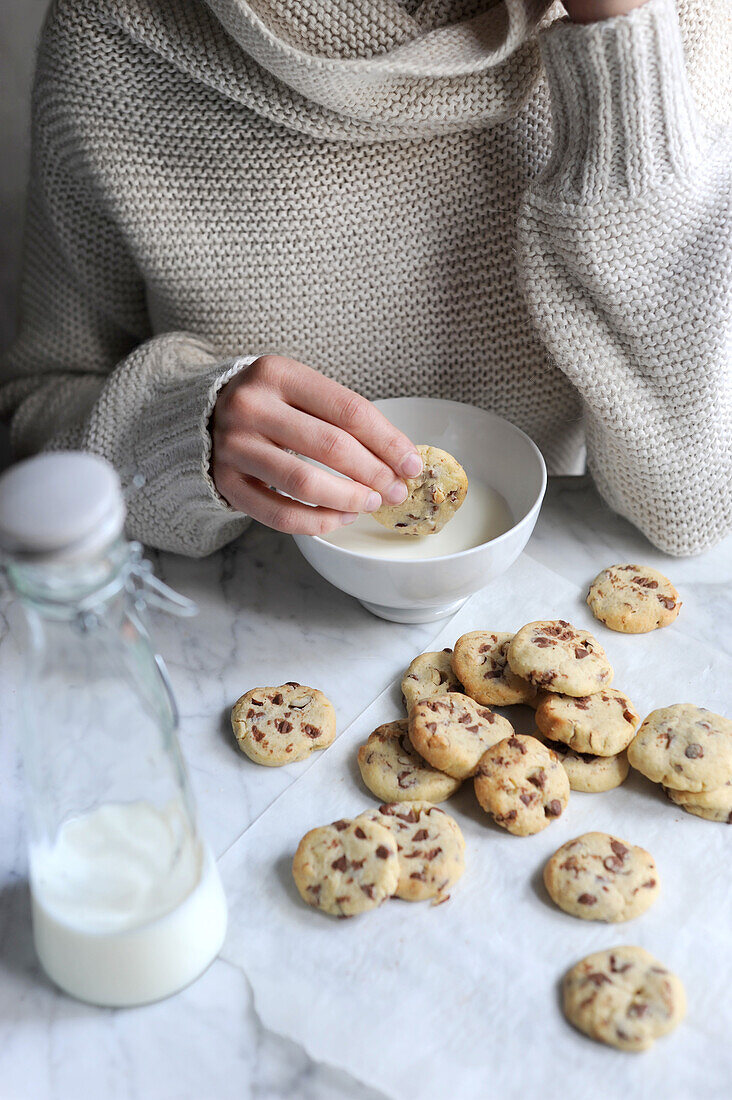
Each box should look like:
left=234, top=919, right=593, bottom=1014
left=294, top=398, right=547, bottom=623
left=324, top=477, right=513, bottom=560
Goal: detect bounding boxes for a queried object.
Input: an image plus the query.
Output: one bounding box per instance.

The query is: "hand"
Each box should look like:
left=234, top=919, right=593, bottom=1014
left=211, top=355, right=422, bottom=535
left=563, top=0, right=648, bottom=23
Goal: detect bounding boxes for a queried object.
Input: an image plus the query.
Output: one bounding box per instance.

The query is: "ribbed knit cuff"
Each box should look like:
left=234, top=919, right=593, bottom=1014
left=83, top=335, right=259, bottom=557
left=539, top=0, right=706, bottom=202
left=133, top=350, right=257, bottom=557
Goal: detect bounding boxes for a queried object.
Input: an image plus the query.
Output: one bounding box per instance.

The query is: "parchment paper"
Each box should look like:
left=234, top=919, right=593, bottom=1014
left=219, top=554, right=732, bottom=1100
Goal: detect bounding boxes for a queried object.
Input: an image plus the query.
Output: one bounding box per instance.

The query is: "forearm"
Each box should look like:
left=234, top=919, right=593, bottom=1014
left=518, top=0, right=732, bottom=554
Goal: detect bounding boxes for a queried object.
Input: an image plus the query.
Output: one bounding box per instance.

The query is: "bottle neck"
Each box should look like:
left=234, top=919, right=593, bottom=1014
left=5, top=537, right=135, bottom=620
left=4, top=538, right=197, bottom=624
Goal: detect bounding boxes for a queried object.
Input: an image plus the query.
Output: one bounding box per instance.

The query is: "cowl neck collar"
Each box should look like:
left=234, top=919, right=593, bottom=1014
left=106, top=0, right=561, bottom=139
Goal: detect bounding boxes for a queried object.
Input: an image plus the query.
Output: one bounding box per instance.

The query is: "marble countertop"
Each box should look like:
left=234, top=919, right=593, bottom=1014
left=1, top=476, right=730, bottom=1100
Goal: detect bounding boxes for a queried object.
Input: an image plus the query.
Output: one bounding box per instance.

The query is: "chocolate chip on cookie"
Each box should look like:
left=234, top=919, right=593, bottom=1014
left=627, top=703, right=732, bottom=792
left=231, top=682, right=336, bottom=766
left=506, top=620, right=613, bottom=697
left=357, top=719, right=462, bottom=804
left=474, top=733, right=570, bottom=836
left=535, top=687, right=640, bottom=756
left=544, top=832, right=660, bottom=922
left=401, top=649, right=462, bottom=712
left=563, top=947, right=685, bottom=1051
left=409, top=692, right=514, bottom=780
left=452, top=630, right=537, bottom=707
left=372, top=445, right=468, bottom=536
left=587, top=564, right=681, bottom=633
left=361, top=801, right=465, bottom=904
left=292, top=816, right=399, bottom=917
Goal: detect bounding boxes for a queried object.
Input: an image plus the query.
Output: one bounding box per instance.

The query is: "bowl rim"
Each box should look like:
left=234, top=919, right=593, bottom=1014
left=305, top=398, right=547, bottom=565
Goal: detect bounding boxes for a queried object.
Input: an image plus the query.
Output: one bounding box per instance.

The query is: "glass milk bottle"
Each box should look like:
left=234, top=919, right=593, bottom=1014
left=0, top=452, right=227, bottom=1007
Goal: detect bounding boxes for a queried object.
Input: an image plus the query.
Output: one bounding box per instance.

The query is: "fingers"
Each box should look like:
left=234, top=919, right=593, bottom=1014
left=213, top=356, right=424, bottom=534
left=224, top=437, right=382, bottom=514
left=263, top=358, right=422, bottom=479
left=251, top=404, right=410, bottom=506
left=215, top=465, right=357, bottom=535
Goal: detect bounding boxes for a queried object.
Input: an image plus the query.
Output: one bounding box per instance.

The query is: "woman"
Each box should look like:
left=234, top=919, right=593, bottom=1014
left=2, top=0, right=730, bottom=556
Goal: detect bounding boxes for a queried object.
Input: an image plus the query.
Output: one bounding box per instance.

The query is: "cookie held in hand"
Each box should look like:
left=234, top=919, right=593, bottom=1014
left=232, top=682, right=335, bottom=766
left=372, top=445, right=467, bottom=536
left=587, top=564, right=681, bottom=633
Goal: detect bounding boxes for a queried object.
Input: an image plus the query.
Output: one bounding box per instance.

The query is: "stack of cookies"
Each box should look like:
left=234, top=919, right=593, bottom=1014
left=627, top=704, right=732, bottom=824
left=292, top=801, right=466, bottom=918
left=457, top=621, right=642, bottom=813
left=376, top=618, right=641, bottom=837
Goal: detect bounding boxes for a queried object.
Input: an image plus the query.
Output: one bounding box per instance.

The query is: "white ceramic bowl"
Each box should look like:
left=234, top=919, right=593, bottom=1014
left=294, top=398, right=546, bottom=623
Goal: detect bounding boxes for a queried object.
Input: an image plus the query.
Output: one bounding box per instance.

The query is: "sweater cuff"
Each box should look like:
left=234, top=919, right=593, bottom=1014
left=81, top=336, right=260, bottom=557
left=538, top=0, right=706, bottom=202
left=142, top=352, right=256, bottom=556
left=200, top=356, right=255, bottom=508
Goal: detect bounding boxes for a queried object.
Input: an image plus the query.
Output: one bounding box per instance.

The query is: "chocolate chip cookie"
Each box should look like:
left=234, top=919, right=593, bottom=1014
left=232, top=683, right=336, bottom=766
left=541, top=738, right=630, bottom=793
left=664, top=781, right=732, bottom=823
left=408, top=692, right=514, bottom=780
left=473, top=733, right=570, bottom=836
left=292, top=816, right=399, bottom=917
left=563, top=947, right=686, bottom=1051
left=451, top=631, right=537, bottom=707
left=357, top=719, right=462, bottom=804
left=402, top=649, right=462, bottom=712
left=535, top=688, right=640, bottom=756
left=361, top=801, right=465, bottom=904
left=627, top=704, right=732, bottom=792
left=587, top=564, right=681, bottom=633
left=372, top=445, right=468, bottom=536
left=544, top=832, right=660, bottom=922
left=506, top=620, right=613, bottom=697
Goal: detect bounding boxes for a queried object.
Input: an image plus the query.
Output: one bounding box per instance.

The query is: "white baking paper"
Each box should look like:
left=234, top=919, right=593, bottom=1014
left=218, top=553, right=732, bottom=1100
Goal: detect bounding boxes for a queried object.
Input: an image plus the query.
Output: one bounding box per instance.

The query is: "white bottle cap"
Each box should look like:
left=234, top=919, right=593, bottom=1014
left=0, top=452, right=126, bottom=561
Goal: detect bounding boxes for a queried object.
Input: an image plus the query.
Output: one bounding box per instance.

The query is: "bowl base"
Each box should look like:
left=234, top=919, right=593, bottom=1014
left=358, top=596, right=468, bottom=624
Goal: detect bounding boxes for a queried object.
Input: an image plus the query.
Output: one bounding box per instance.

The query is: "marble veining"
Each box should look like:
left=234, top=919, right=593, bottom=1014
left=0, top=478, right=729, bottom=1100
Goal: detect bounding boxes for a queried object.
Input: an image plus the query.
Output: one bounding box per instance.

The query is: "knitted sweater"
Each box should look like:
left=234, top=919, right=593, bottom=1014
left=2, top=0, right=730, bottom=557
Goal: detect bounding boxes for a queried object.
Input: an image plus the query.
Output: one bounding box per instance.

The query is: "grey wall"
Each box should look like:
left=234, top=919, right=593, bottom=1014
left=1, top=1, right=49, bottom=353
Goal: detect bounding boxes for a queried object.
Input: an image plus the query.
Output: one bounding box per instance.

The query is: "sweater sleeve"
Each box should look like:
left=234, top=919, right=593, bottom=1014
left=517, top=0, right=732, bottom=556
left=0, top=99, right=253, bottom=558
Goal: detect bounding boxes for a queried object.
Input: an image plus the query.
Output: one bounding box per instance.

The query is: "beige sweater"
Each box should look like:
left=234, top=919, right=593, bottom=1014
left=2, top=0, right=730, bottom=556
